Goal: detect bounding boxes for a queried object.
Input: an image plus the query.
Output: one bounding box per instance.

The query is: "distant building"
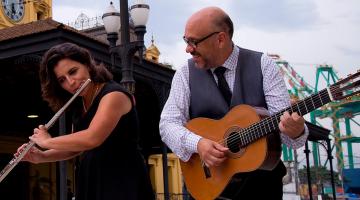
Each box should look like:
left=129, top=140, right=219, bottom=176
left=145, top=35, right=160, bottom=63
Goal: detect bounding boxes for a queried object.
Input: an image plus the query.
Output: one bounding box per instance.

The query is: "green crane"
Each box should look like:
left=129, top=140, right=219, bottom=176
left=311, top=64, right=360, bottom=172
left=274, top=57, right=360, bottom=171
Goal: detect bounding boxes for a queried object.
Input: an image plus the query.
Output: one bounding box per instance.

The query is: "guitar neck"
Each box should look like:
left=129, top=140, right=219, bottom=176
left=243, top=88, right=331, bottom=144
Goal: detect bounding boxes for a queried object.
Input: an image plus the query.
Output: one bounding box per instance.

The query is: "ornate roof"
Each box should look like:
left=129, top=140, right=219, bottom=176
left=0, top=18, right=105, bottom=44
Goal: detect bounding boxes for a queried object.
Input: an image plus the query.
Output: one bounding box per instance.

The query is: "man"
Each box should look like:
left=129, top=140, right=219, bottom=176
left=159, top=6, right=308, bottom=199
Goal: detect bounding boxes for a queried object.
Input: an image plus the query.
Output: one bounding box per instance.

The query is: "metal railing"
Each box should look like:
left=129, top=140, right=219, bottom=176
left=66, top=14, right=103, bottom=30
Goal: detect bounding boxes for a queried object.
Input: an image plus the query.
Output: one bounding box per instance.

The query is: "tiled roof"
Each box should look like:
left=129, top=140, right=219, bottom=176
left=0, top=18, right=106, bottom=44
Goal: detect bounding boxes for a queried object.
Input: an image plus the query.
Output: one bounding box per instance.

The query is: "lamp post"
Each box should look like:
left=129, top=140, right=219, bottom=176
left=102, top=0, right=149, bottom=94
left=103, top=3, right=171, bottom=200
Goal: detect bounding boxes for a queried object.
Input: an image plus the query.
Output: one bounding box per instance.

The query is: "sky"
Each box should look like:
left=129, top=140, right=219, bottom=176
left=52, top=1, right=360, bottom=169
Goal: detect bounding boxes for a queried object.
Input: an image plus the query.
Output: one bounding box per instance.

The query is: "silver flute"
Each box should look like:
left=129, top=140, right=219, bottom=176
left=0, top=79, right=91, bottom=183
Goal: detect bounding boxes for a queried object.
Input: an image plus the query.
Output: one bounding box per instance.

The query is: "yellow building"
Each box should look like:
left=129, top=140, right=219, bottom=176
left=0, top=0, right=51, bottom=29
left=148, top=153, right=184, bottom=198
left=145, top=35, right=160, bottom=63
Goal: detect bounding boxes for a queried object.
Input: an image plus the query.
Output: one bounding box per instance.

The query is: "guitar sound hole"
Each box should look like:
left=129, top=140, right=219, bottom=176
left=226, top=132, right=241, bottom=153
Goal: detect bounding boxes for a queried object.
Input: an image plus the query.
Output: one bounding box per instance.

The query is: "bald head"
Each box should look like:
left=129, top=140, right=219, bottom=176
left=186, top=7, right=233, bottom=39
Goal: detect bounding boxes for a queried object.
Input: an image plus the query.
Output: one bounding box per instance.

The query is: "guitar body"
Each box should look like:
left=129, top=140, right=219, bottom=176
left=180, top=104, right=281, bottom=200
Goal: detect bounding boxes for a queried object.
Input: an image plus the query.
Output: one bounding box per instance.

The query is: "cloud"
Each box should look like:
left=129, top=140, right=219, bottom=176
left=227, top=0, right=319, bottom=32
left=53, top=5, right=102, bottom=25
left=144, top=1, right=233, bottom=44
left=52, top=1, right=359, bottom=74
left=336, top=45, right=360, bottom=57
left=155, top=40, right=188, bottom=69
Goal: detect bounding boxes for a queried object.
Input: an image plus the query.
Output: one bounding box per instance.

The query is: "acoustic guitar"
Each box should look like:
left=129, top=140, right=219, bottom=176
left=180, top=71, right=359, bottom=200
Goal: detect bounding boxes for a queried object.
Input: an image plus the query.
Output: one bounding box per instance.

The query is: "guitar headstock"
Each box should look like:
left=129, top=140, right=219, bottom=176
left=330, top=70, right=360, bottom=100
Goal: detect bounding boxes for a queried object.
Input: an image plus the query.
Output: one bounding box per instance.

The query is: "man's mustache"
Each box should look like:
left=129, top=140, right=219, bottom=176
left=191, top=51, right=200, bottom=56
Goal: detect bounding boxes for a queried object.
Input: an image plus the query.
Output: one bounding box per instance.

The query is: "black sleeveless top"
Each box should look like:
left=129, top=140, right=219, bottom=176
left=73, top=81, right=154, bottom=200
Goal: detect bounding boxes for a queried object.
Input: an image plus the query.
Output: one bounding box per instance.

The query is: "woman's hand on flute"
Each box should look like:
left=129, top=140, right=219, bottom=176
left=29, top=125, right=52, bottom=149
left=15, top=144, right=44, bottom=164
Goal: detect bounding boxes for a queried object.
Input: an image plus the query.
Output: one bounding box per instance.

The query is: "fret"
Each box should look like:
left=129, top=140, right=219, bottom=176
left=290, top=105, right=294, bottom=113
left=254, top=126, right=260, bottom=140
left=245, top=128, right=251, bottom=144
left=274, top=113, right=280, bottom=125
left=296, top=100, right=308, bottom=116
left=258, top=124, right=264, bottom=138
left=253, top=124, right=263, bottom=142
left=313, top=91, right=323, bottom=108
left=296, top=102, right=302, bottom=116
left=275, top=113, right=281, bottom=132
left=320, top=89, right=331, bottom=106
left=326, top=87, right=334, bottom=101
left=248, top=128, right=254, bottom=144
left=310, top=96, right=316, bottom=111
left=323, top=91, right=332, bottom=104
left=249, top=128, right=259, bottom=143
left=318, top=92, right=324, bottom=106
left=302, top=100, right=308, bottom=114
left=245, top=126, right=253, bottom=144
left=252, top=127, right=258, bottom=142
left=262, top=121, right=268, bottom=137
left=265, top=120, right=271, bottom=133
left=269, top=119, right=274, bottom=131
left=256, top=123, right=263, bottom=139
left=270, top=116, right=276, bottom=131
left=252, top=126, right=258, bottom=141
left=274, top=116, right=278, bottom=129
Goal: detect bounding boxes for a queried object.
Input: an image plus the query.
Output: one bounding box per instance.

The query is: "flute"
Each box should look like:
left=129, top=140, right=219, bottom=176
left=0, top=79, right=91, bottom=183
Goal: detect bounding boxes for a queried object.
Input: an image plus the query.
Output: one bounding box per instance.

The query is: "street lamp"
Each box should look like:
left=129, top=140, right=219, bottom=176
left=102, top=0, right=150, bottom=94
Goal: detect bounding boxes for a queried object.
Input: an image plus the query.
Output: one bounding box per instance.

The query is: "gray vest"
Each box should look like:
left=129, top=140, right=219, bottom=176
left=189, top=47, right=266, bottom=119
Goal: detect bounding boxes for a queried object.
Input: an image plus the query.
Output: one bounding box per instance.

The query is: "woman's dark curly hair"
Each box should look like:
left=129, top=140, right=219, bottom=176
left=39, top=42, right=113, bottom=111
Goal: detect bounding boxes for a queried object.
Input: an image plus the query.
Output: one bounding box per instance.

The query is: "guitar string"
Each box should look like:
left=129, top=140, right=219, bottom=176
left=220, top=89, right=331, bottom=150
left=219, top=76, right=358, bottom=150
left=224, top=89, right=333, bottom=149
left=216, top=85, right=340, bottom=150
left=222, top=81, right=358, bottom=150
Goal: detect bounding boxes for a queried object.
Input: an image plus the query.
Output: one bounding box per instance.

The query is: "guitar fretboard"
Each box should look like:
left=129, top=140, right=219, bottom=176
left=236, top=88, right=332, bottom=147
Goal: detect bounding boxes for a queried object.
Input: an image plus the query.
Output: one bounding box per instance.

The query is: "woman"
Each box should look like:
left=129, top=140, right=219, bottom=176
left=17, top=43, right=154, bottom=200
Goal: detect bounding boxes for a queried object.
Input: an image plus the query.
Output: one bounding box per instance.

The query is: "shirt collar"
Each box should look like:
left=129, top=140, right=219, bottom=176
left=222, top=45, right=239, bottom=71
left=211, top=45, right=239, bottom=72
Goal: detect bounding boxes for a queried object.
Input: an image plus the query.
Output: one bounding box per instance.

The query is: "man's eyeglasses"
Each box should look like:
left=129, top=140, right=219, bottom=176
left=183, top=31, right=220, bottom=48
